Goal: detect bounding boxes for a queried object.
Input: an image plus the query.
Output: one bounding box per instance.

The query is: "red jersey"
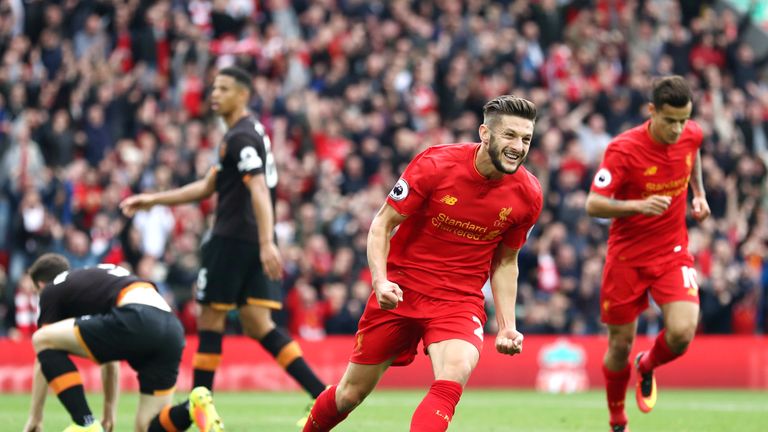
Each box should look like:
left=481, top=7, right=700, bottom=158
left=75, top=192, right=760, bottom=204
left=590, top=120, right=703, bottom=266
left=385, top=143, right=542, bottom=304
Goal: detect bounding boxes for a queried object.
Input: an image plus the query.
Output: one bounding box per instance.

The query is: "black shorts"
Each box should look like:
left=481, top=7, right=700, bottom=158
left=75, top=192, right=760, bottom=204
left=196, top=235, right=282, bottom=310
left=76, top=304, right=185, bottom=395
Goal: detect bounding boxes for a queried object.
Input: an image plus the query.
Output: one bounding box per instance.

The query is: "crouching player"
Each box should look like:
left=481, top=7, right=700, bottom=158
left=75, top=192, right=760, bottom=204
left=23, top=253, right=224, bottom=432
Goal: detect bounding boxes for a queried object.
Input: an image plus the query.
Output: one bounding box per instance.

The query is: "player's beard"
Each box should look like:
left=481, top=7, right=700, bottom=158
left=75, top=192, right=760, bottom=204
left=487, top=133, right=526, bottom=174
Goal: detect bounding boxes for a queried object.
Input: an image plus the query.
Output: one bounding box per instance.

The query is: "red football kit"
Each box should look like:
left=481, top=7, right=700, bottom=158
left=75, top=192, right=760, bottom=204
left=590, top=120, right=703, bottom=324
left=351, top=143, right=542, bottom=366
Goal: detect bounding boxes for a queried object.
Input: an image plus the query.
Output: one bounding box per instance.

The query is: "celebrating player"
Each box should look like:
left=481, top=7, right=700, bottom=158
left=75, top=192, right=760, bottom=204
left=585, top=76, right=710, bottom=432
left=303, top=95, right=542, bottom=431
left=23, top=253, right=223, bottom=432
left=119, top=67, right=326, bottom=419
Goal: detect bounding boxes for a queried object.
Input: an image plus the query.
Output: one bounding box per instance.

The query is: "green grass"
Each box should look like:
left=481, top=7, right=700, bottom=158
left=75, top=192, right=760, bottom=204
left=2, top=389, right=766, bottom=431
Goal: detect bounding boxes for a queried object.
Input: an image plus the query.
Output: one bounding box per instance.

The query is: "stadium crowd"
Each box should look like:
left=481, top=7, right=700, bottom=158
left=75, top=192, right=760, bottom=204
left=0, top=0, right=766, bottom=341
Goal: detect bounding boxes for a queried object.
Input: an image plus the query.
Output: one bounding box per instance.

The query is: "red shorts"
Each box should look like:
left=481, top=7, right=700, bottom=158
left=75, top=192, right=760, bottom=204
left=601, top=256, right=700, bottom=325
left=350, top=289, right=486, bottom=366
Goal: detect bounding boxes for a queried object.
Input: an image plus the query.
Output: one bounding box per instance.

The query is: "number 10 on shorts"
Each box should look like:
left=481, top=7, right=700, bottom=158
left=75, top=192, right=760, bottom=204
left=681, top=266, right=698, bottom=291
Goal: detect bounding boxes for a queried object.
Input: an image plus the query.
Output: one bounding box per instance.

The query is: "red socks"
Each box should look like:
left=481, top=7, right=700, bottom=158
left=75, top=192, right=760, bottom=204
left=639, top=330, right=683, bottom=374
left=303, top=385, right=348, bottom=432
left=602, top=363, right=630, bottom=427
left=410, top=380, right=463, bottom=432
left=304, top=380, right=463, bottom=431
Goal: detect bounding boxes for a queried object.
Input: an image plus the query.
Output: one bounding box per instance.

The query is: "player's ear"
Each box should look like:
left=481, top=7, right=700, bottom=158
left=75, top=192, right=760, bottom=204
left=479, top=123, right=489, bottom=145
left=647, top=102, right=656, bottom=117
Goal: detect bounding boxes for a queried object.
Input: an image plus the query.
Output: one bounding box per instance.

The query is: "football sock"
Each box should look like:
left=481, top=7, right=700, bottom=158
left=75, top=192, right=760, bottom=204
left=639, top=329, right=683, bottom=374
left=193, top=330, right=223, bottom=390
left=603, top=363, right=631, bottom=427
left=148, top=402, right=192, bottom=431
left=260, top=328, right=326, bottom=398
left=302, top=385, right=348, bottom=432
left=37, top=349, right=94, bottom=426
left=410, top=380, right=463, bottom=432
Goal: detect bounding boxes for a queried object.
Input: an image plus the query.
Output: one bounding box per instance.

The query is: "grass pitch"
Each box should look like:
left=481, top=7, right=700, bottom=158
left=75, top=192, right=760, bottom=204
left=1, top=389, right=766, bottom=431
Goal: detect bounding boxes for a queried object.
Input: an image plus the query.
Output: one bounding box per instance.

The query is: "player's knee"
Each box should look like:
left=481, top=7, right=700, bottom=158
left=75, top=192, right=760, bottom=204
left=336, top=383, right=370, bottom=413
left=666, top=323, right=696, bottom=352
left=607, top=335, right=634, bottom=360
left=31, top=328, right=53, bottom=352
left=243, top=319, right=274, bottom=340
left=437, top=360, right=474, bottom=383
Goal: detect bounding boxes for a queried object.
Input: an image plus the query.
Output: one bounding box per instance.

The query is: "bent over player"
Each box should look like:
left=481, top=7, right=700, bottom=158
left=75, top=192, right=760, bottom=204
left=586, top=76, right=710, bottom=432
left=303, top=95, right=543, bottom=431
left=23, top=253, right=223, bottom=432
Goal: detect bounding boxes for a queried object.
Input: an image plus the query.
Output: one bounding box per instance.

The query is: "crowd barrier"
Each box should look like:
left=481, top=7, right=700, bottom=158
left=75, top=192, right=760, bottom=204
left=0, top=335, right=765, bottom=392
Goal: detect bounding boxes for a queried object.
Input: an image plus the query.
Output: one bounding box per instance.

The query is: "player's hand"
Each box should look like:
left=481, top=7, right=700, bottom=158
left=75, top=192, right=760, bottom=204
left=637, top=195, right=671, bottom=216
left=691, top=196, right=711, bottom=222
left=23, top=418, right=42, bottom=432
left=260, top=242, right=283, bottom=281
left=373, top=279, right=403, bottom=310
left=119, top=194, right=155, bottom=217
left=495, top=328, right=523, bottom=356
left=101, top=416, right=115, bottom=432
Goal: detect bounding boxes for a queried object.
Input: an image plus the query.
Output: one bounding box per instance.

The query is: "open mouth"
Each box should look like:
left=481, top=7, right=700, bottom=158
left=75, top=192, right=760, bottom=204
left=503, top=149, right=521, bottom=163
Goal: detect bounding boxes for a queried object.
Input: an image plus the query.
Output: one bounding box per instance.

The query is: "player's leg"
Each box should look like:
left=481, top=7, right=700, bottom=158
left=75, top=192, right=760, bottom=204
left=647, top=301, right=698, bottom=365
left=193, top=236, right=238, bottom=391
left=32, top=318, right=97, bottom=428
left=193, top=305, right=228, bottom=391
left=600, top=263, right=647, bottom=431
left=641, top=261, right=700, bottom=369
left=412, top=339, right=479, bottom=432
left=636, top=262, right=700, bottom=414
left=239, top=303, right=327, bottom=398
left=137, top=304, right=223, bottom=432
left=145, top=390, right=224, bottom=432
left=137, top=393, right=172, bottom=432
left=604, top=322, right=636, bottom=431
left=303, top=360, right=391, bottom=432
left=305, top=293, right=421, bottom=431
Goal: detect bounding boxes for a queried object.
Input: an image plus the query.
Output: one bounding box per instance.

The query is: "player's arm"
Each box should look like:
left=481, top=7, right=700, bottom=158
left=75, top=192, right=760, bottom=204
left=585, top=191, right=671, bottom=218
left=119, top=167, right=217, bottom=217
left=245, top=173, right=282, bottom=280
left=367, top=203, right=407, bottom=310
left=24, top=359, right=47, bottom=432
left=689, top=150, right=711, bottom=221
left=490, top=243, right=524, bottom=356
left=100, top=361, right=120, bottom=432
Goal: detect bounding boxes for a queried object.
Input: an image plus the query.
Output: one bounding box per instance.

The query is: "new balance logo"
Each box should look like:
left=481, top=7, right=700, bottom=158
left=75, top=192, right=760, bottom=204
left=644, top=166, right=658, bottom=176
left=440, top=195, right=458, bottom=205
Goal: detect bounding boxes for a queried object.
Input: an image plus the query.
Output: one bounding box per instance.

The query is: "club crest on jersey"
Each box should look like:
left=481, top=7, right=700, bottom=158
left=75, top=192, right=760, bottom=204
left=498, top=207, right=512, bottom=222
left=494, top=207, right=513, bottom=227
left=389, top=178, right=409, bottom=201
left=594, top=168, right=612, bottom=188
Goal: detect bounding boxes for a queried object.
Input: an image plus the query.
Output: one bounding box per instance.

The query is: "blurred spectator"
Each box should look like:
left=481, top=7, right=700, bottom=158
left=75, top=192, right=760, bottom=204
left=12, top=274, right=37, bottom=339
left=285, top=277, right=329, bottom=341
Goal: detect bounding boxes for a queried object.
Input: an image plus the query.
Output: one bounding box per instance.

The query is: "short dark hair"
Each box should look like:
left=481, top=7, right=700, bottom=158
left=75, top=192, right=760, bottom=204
left=483, top=95, right=537, bottom=125
left=218, top=66, right=254, bottom=94
left=651, top=75, right=692, bottom=108
left=28, top=253, right=70, bottom=286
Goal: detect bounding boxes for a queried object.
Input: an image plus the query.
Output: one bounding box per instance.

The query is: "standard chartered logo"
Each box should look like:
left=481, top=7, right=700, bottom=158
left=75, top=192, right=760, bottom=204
left=430, top=213, right=500, bottom=241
